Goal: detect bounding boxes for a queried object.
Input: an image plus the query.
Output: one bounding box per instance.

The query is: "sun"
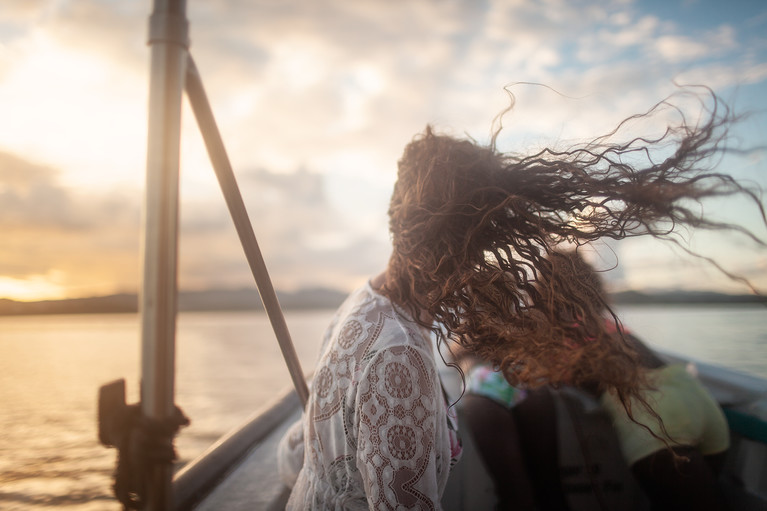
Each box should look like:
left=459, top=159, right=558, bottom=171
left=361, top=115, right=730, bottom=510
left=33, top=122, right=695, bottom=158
left=0, top=276, right=67, bottom=302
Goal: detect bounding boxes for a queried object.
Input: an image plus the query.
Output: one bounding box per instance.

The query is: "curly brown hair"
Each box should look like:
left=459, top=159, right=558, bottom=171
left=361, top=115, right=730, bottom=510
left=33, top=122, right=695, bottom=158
left=380, top=88, right=765, bottom=404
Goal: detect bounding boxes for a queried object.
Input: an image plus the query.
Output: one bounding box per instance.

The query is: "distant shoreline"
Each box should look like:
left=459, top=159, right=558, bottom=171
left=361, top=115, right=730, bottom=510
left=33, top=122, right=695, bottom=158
left=0, top=288, right=347, bottom=316
left=0, top=288, right=764, bottom=317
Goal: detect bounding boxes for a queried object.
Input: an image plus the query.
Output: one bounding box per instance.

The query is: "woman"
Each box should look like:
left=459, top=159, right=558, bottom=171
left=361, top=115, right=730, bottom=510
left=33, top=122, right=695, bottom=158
left=278, top=89, right=764, bottom=509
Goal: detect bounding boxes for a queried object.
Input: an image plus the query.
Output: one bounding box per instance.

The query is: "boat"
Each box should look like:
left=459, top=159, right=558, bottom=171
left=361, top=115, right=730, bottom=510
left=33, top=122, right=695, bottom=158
left=166, top=348, right=767, bottom=510
left=98, top=1, right=767, bottom=509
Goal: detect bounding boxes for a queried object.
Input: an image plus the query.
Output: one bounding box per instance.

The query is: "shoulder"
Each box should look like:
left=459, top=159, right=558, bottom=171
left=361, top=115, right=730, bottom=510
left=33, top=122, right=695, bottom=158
left=360, top=299, right=437, bottom=384
left=338, top=282, right=434, bottom=360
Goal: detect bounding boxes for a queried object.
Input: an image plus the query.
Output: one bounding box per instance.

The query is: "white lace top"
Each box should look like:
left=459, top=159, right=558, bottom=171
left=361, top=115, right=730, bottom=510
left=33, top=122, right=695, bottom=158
left=278, top=281, right=462, bottom=510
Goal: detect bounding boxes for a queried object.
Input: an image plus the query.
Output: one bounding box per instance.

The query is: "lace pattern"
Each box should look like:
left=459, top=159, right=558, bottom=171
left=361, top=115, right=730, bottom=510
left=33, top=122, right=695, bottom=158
left=280, top=282, right=460, bottom=510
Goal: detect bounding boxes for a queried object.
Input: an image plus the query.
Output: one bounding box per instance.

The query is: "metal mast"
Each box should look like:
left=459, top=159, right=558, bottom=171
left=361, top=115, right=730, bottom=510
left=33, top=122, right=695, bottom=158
left=141, top=0, right=188, bottom=508
left=137, top=1, right=310, bottom=508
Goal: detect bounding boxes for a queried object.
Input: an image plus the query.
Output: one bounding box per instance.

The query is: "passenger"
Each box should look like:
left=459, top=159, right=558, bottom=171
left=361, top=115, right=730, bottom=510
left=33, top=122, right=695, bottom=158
left=462, top=360, right=640, bottom=511
left=461, top=250, right=730, bottom=510
left=600, top=341, right=730, bottom=510
left=459, top=346, right=631, bottom=511
left=277, top=89, right=761, bottom=510
left=460, top=353, right=539, bottom=510
left=547, top=250, right=731, bottom=511
left=601, top=356, right=731, bottom=511
left=460, top=362, right=590, bottom=511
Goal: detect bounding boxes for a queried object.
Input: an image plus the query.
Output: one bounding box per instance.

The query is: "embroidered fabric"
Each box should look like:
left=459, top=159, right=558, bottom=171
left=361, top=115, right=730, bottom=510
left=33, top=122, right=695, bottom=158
left=278, top=282, right=461, bottom=510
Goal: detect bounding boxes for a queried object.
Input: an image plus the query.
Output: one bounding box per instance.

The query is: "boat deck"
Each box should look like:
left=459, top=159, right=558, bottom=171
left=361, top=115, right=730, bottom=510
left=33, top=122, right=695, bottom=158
left=179, top=364, right=499, bottom=510
left=176, top=353, right=767, bottom=510
left=192, top=408, right=298, bottom=511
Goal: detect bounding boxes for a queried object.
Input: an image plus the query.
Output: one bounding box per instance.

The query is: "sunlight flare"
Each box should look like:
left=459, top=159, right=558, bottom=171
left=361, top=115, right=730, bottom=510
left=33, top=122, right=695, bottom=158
left=0, top=275, right=67, bottom=301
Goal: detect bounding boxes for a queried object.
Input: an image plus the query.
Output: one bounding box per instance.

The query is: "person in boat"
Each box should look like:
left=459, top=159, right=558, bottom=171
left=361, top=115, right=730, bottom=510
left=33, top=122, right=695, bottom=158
left=550, top=250, right=730, bottom=511
left=277, top=88, right=761, bottom=510
left=460, top=250, right=731, bottom=511
left=458, top=351, right=541, bottom=510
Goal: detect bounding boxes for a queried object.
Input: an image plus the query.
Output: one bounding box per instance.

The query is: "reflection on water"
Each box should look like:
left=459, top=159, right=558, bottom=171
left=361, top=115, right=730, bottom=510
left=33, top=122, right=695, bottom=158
left=0, top=305, right=764, bottom=509
left=0, top=314, right=141, bottom=510
left=173, top=311, right=330, bottom=462
left=0, top=310, right=333, bottom=511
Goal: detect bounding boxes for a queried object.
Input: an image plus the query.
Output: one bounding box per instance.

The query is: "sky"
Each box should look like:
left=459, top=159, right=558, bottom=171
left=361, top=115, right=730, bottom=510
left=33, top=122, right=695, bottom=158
left=0, top=0, right=766, bottom=301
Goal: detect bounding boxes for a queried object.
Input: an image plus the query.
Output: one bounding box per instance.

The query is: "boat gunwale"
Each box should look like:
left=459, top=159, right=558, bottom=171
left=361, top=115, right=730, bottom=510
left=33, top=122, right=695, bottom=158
left=173, top=385, right=300, bottom=510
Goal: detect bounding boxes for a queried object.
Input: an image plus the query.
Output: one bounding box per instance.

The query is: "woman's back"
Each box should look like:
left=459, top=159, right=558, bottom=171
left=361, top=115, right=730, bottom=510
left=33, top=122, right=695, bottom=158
left=284, top=282, right=460, bottom=510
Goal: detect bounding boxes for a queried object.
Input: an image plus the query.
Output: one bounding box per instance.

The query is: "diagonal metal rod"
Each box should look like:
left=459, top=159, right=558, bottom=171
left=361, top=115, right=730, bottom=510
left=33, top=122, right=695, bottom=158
left=184, top=55, right=310, bottom=407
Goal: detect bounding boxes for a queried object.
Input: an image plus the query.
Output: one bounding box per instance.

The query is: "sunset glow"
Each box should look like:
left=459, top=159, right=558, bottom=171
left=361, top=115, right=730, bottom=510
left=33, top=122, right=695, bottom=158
left=0, top=33, right=146, bottom=192
left=0, top=275, right=67, bottom=302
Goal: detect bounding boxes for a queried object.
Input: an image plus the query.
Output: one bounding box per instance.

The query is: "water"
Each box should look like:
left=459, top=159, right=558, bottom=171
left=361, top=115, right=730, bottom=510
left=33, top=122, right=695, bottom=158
left=616, top=304, right=767, bottom=380
left=0, top=310, right=334, bottom=511
left=0, top=305, right=765, bottom=509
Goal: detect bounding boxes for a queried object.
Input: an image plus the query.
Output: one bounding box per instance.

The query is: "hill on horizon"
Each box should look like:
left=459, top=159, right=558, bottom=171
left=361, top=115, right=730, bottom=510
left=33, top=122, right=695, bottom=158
left=0, top=287, right=764, bottom=316
left=0, top=287, right=348, bottom=316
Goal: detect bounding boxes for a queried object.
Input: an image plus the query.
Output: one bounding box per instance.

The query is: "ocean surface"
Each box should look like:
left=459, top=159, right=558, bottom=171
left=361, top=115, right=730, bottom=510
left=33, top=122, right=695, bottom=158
left=0, top=305, right=765, bottom=510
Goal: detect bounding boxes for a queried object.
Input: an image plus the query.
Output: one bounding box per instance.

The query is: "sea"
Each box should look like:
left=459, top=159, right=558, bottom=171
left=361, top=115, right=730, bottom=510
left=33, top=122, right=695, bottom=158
left=0, top=305, right=765, bottom=510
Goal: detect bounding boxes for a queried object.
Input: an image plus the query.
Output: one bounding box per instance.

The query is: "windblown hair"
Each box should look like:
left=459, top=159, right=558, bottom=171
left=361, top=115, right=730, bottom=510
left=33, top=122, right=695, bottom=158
left=381, top=88, right=765, bottom=404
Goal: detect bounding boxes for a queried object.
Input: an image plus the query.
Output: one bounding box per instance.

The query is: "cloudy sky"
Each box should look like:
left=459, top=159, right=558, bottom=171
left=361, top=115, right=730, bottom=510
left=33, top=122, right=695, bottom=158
left=1, top=0, right=766, bottom=301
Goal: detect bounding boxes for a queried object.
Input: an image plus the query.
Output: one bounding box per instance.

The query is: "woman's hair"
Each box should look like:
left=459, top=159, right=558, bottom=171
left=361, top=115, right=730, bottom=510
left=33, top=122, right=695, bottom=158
left=381, top=87, right=765, bottom=404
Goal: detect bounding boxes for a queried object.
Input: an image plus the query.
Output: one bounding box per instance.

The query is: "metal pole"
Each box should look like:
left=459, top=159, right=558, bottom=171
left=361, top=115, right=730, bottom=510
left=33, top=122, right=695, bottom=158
left=141, top=1, right=188, bottom=509
left=184, top=56, right=310, bottom=407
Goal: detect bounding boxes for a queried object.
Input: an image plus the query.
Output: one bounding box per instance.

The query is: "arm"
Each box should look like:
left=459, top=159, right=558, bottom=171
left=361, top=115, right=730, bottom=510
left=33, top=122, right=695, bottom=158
left=355, top=344, right=445, bottom=510
left=276, top=418, right=304, bottom=488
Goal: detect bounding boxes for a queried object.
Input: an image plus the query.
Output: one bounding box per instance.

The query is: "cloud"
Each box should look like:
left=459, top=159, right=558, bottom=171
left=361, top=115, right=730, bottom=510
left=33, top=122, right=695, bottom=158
left=177, top=165, right=391, bottom=293
left=653, top=24, right=737, bottom=63
left=0, top=29, right=147, bottom=192
left=41, top=1, right=146, bottom=71
left=0, top=151, right=141, bottom=297
left=609, top=229, right=767, bottom=294
left=10, top=0, right=760, bottom=183
left=0, top=150, right=390, bottom=298
left=0, top=151, right=89, bottom=229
